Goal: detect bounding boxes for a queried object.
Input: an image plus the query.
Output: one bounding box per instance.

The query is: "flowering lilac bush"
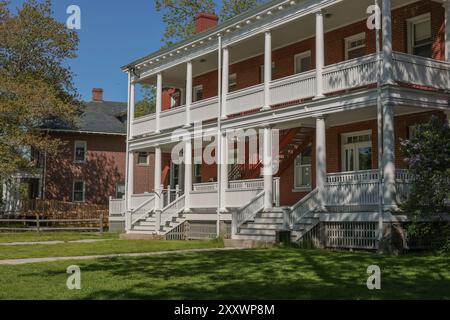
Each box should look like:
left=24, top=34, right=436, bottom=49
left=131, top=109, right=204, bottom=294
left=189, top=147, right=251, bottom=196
left=400, top=116, right=450, bottom=251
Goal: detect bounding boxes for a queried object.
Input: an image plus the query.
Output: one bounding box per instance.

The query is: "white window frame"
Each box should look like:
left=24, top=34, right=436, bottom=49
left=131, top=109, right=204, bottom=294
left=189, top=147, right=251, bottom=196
left=294, top=51, right=312, bottom=74
left=407, top=13, right=432, bottom=56
left=293, top=146, right=312, bottom=191
left=137, top=152, right=149, bottom=165
left=74, top=141, right=87, bottom=163
left=72, top=180, right=85, bottom=203
left=193, top=85, right=203, bottom=102
left=341, top=130, right=373, bottom=172
left=344, top=32, right=366, bottom=60
left=115, top=183, right=125, bottom=199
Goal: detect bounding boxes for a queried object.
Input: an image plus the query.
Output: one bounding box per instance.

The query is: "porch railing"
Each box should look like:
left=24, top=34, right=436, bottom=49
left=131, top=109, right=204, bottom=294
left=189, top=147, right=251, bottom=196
left=109, top=197, right=126, bottom=217
left=232, top=191, right=265, bottom=235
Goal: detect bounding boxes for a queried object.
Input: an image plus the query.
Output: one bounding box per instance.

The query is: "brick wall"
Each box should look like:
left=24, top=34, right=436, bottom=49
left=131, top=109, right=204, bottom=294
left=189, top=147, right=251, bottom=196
left=133, top=152, right=171, bottom=194
left=45, top=132, right=127, bottom=205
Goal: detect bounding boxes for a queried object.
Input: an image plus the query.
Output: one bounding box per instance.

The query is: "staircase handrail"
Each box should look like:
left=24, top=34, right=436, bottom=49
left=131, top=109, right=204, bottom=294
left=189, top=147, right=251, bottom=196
left=131, top=195, right=156, bottom=225
left=288, top=188, right=319, bottom=227
left=234, top=191, right=265, bottom=230
left=159, top=195, right=186, bottom=231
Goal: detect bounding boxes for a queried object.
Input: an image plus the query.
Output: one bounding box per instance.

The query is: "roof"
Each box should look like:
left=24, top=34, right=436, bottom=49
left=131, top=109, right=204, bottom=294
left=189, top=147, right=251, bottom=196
left=42, top=100, right=127, bottom=135
left=121, top=0, right=283, bottom=70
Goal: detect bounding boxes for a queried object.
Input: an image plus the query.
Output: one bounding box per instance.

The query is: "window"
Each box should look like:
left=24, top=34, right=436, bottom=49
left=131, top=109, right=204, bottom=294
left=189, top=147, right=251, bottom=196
left=116, top=183, right=125, bottom=199
left=73, top=180, right=85, bottom=202
left=259, top=62, right=275, bottom=83
left=193, top=164, right=202, bottom=184
left=341, top=131, right=373, bottom=172
left=294, top=51, right=312, bottom=74
left=137, top=152, right=149, bottom=165
left=408, top=14, right=432, bottom=58
left=345, top=33, right=366, bottom=60
left=193, top=85, right=203, bottom=102
left=170, top=91, right=181, bottom=108
left=229, top=73, right=237, bottom=92
left=294, top=146, right=312, bottom=189
left=74, top=141, right=87, bottom=163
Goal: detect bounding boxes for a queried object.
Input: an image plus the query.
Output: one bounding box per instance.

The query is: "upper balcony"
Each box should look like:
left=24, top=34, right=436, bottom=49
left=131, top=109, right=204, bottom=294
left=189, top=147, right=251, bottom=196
left=126, top=0, right=450, bottom=140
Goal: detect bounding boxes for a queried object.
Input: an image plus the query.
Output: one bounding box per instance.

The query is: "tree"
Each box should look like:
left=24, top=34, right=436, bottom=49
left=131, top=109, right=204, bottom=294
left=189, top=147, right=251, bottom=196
left=0, top=0, right=80, bottom=179
left=219, top=0, right=263, bottom=21
left=155, top=0, right=265, bottom=45
left=135, top=85, right=156, bottom=118
left=400, top=116, right=450, bottom=251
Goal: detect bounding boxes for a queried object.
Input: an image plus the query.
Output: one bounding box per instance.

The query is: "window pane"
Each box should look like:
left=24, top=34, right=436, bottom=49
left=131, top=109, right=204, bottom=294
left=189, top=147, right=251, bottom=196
left=347, top=47, right=366, bottom=60
left=414, top=20, right=431, bottom=42
left=301, top=166, right=311, bottom=187
left=358, top=147, right=372, bottom=170
left=75, top=142, right=86, bottom=162
left=138, top=152, right=148, bottom=164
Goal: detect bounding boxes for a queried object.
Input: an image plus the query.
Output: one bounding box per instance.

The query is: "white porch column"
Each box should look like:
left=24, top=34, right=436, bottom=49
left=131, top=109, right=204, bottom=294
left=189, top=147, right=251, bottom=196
left=184, top=137, right=192, bottom=212
left=125, top=152, right=134, bottom=231
left=221, top=47, right=229, bottom=118
left=185, top=61, right=193, bottom=126
left=262, top=31, right=272, bottom=110
left=382, top=0, right=394, bottom=85
left=444, top=1, right=450, bottom=61
left=154, top=146, right=162, bottom=231
left=315, top=10, right=325, bottom=99
left=315, top=115, right=327, bottom=211
left=125, top=73, right=135, bottom=232
left=220, top=132, right=229, bottom=212
left=382, top=100, right=396, bottom=211
left=263, top=127, right=273, bottom=211
left=155, top=72, right=162, bottom=133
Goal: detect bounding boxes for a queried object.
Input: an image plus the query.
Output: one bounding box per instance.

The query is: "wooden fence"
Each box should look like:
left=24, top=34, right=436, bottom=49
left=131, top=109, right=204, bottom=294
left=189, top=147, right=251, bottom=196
left=0, top=216, right=104, bottom=233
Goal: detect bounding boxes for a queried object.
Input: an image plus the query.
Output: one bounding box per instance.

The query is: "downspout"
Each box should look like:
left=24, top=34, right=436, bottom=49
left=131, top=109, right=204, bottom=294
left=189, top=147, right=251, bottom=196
left=216, top=34, right=223, bottom=237
left=376, top=0, right=384, bottom=246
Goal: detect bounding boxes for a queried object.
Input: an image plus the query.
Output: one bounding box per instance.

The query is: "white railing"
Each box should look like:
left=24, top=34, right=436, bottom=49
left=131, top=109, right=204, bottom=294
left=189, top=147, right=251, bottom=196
left=270, top=70, right=316, bottom=105
left=288, top=188, right=319, bottom=227
left=323, top=53, right=378, bottom=93
left=232, top=191, right=265, bottom=235
left=130, top=193, right=155, bottom=210
left=226, top=84, right=264, bottom=116
left=160, top=106, right=186, bottom=131
left=131, top=195, right=156, bottom=225
left=109, top=198, right=125, bottom=217
left=190, top=96, right=220, bottom=123
left=228, top=178, right=264, bottom=190
left=393, top=52, right=450, bottom=91
left=192, top=182, right=217, bottom=192
left=159, top=195, right=186, bottom=232
left=131, top=114, right=156, bottom=137
left=326, top=170, right=380, bottom=184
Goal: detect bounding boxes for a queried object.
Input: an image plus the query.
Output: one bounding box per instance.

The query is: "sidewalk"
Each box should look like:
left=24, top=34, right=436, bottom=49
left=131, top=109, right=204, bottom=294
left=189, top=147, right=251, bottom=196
left=0, top=247, right=243, bottom=265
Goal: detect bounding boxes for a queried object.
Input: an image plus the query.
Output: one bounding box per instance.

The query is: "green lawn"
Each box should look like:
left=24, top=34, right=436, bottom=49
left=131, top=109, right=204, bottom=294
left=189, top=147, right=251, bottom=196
left=0, top=238, right=223, bottom=260
left=0, top=248, right=448, bottom=300
left=0, top=232, right=119, bottom=243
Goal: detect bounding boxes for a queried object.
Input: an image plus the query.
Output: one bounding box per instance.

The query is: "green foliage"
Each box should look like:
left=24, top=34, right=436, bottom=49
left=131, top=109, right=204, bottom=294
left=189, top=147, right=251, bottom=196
left=134, top=84, right=156, bottom=118
left=0, top=0, right=81, bottom=178
left=219, top=0, right=263, bottom=21
left=155, top=0, right=265, bottom=45
left=400, top=116, right=450, bottom=251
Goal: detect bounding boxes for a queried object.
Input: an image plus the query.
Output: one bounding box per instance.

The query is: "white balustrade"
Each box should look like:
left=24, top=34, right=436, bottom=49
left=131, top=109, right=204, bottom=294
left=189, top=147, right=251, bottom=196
left=226, top=84, right=265, bottom=116
left=393, top=52, right=450, bottom=91
left=232, top=191, right=265, bottom=235
left=190, top=97, right=220, bottom=123
left=159, top=106, right=186, bottom=131
left=228, top=179, right=264, bottom=190
left=130, top=193, right=155, bottom=210
left=288, top=188, right=318, bottom=226
left=109, top=198, right=126, bottom=216
left=270, top=70, right=316, bottom=105
left=323, top=53, right=378, bottom=93
left=192, top=182, right=217, bottom=192
left=158, top=195, right=186, bottom=232
left=131, top=114, right=156, bottom=137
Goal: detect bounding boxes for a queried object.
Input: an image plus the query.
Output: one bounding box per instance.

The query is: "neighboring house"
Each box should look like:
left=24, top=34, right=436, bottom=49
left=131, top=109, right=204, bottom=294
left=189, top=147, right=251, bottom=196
left=2, top=89, right=148, bottom=221
left=113, top=0, right=450, bottom=248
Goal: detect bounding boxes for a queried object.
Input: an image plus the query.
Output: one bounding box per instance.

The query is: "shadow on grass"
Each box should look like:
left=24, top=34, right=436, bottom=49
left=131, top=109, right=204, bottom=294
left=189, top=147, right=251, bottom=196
left=32, top=248, right=450, bottom=300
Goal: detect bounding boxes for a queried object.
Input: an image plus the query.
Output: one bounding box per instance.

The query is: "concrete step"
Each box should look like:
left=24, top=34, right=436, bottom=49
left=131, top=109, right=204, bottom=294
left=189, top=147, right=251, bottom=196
left=253, top=217, right=283, bottom=224
left=133, top=225, right=157, bottom=232
left=238, top=228, right=277, bottom=236
left=138, top=221, right=156, bottom=227
left=246, top=223, right=283, bottom=230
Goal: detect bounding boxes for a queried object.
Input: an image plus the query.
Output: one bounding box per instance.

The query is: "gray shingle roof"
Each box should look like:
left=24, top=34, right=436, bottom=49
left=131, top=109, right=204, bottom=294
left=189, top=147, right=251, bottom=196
left=43, top=100, right=127, bottom=135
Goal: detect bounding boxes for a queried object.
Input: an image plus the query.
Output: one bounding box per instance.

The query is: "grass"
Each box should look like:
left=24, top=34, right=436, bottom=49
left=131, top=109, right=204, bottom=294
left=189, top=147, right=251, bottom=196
left=0, top=248, right=448, bottom=300
left=0, top=237, right=223, bottom=260
left=0, top=232, right=119, bottom=243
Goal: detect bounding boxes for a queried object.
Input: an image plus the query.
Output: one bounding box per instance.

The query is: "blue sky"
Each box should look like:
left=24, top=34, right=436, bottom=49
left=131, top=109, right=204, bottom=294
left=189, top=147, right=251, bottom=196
left=8, top=0, right=171, bottom=102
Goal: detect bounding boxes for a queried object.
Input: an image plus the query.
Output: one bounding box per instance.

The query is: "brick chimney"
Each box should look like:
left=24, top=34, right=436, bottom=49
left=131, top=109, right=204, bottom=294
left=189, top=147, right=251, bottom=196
left=92, top=88, right=103, bottom=102
left=195, top=12, right=219, bottom=33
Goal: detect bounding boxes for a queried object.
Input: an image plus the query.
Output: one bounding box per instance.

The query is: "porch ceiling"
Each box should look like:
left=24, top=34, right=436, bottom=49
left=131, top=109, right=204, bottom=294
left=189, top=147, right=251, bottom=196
left=139, top=0, right=415, bottom=86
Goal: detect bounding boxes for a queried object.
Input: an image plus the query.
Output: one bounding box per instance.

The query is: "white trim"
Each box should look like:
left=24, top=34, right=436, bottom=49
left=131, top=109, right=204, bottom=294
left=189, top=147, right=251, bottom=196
left=293, top=146, right=312, bottom=190
left=341, top=130, right=373, bottom=172
left=406, top=13, right=432, bottom=56
left=72, top=180, right=85, bottom=203
left=73, top=141, right=87, bottom=163
left=344, top=32, right=366, bottom=61
left=294, top=50, right=312, bottom=74
left=137, top=152, right=149, bottom=165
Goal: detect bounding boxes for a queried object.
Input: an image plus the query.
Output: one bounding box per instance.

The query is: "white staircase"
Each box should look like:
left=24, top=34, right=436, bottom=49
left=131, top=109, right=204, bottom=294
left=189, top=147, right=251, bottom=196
left=233, top=188, right=320, bottom=242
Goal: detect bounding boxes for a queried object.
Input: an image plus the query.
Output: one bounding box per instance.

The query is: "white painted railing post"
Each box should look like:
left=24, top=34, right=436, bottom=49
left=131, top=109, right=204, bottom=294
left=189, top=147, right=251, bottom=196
left=125, top=151, right=134, bottom=232
left=231, top=211, right=238, bottom=238
left=221, top=47, right=229, bottom=118
left=155, top=72, right=162, bottom=133
left=167, top=185, right=171, bottom=206
left=262, top=30, right=272, bottom=110
left=220, top=131, right=229, bottom=211
left=263, top=127, right=273, bottom=211
left=315, top=9, right=325, bottom=99
left=184, top=137, right=192, bottom=212
left=382, top=0, right=394, bottom=85
left=185, top=61, right=193, bottom=126
left=175, top=184, right=180, bottom=199
left=315, top=115, right=327, bottom=211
